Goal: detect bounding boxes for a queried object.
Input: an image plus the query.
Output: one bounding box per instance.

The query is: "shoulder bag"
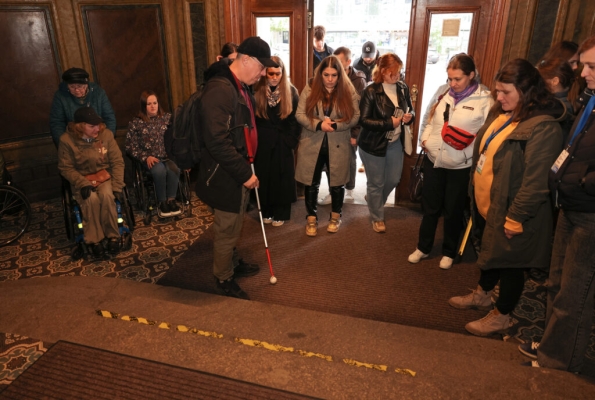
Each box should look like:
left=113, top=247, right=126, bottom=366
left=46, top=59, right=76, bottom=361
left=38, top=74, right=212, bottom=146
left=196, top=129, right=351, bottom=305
left=408, top=150, right=425, bottom=202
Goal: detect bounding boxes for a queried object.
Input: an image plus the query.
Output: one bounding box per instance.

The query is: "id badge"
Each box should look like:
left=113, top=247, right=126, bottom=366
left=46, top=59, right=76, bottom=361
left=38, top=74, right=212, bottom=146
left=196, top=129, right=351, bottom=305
left=476, top=153, right=487, bottom=175
left=551, top=149, right=569, bottom=173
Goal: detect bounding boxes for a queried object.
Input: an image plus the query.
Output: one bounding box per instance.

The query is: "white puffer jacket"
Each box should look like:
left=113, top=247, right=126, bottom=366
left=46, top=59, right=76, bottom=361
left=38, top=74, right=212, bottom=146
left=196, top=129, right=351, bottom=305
left=421, top=85, right=493, bottom=169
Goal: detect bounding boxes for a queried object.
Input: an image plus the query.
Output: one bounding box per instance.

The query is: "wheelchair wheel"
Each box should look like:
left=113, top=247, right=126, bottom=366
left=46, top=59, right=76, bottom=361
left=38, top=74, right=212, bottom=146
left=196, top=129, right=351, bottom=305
left=61, top=179, right=75, bottom=241
left=121, top=186, right=136, bottom=231
left=0, top=185, right=31, bottom=247
left=178, top=170, right=193, bottom=216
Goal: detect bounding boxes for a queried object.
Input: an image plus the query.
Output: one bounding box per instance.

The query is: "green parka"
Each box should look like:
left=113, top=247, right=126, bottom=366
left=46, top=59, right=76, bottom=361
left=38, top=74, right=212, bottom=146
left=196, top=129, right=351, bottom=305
left=471, top=105, right=564, bottom=270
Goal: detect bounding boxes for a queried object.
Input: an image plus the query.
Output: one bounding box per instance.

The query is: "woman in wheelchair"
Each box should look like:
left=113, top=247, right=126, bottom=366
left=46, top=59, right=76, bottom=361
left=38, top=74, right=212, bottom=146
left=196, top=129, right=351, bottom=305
left=58, top=107, right=125, bottom=258
left=125, top=90, right=181, bottom=218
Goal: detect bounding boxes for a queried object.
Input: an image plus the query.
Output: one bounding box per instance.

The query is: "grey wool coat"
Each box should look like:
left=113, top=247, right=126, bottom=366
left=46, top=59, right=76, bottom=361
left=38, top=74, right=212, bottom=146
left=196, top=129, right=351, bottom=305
left=295, top=84, right=360, bottom=186
left=471, top=107, right=564, bottom=271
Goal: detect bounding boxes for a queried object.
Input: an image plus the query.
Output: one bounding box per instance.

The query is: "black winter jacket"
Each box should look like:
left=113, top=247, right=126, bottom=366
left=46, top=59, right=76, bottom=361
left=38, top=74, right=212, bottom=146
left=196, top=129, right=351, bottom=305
left=195, top=62, right=254, bottom=213
left=549, top=98, right=595, bottom=213
left=358, top=81, right=415, bottom=157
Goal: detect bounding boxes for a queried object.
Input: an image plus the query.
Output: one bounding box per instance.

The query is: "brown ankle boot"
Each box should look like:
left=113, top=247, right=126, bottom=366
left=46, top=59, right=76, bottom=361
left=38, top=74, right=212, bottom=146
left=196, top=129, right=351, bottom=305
left=305, top=216, right=318, bottom=237
left=327, top=212, right=342, bottom=233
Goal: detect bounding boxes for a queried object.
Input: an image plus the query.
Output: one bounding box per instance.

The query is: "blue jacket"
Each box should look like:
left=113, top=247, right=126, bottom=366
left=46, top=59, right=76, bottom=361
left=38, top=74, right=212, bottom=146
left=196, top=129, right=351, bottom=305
left=49, top=82, right=116, bottom=146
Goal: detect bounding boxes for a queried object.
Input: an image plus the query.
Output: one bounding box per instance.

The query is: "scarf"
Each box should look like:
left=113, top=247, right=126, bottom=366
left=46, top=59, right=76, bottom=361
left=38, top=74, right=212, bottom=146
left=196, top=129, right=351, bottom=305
left=449, top=81, right=478, bottom=105
left=267, top=85, right=281, bottom=108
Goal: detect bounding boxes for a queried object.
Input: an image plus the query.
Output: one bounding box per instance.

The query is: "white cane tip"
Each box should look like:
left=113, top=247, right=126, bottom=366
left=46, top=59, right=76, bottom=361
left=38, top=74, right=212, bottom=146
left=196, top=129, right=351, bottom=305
left=270, top=276, right=277, bottom=284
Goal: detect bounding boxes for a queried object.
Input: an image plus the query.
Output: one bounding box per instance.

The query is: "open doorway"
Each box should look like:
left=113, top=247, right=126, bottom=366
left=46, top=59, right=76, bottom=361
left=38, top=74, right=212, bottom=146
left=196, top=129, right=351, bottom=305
left=313, top=0, right=414, bottom=207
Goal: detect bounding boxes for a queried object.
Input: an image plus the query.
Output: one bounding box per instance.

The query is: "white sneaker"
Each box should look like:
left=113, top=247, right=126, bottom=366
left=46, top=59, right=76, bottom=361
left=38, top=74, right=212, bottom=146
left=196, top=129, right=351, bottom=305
left=272, top=220, right=284, bottom=227
left=318, top=194, right=332, bottom=205
left=345, top=189, right=354, bottom=200
left=408, top=249, right=428, bottom=263
left=439, top=256, right=454, bottom=270
left=263, top=218, right=273, bottom=224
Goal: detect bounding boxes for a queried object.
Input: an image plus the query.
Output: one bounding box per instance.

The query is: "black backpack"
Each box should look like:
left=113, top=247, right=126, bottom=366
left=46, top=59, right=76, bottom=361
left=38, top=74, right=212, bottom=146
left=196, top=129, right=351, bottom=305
left=165, top=86, right=204, bottom=170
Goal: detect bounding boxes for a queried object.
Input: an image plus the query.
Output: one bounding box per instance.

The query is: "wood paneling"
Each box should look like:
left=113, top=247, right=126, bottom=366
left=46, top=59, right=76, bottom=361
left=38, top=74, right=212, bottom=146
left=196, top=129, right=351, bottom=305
left=0, top=6, right=61, bottom=142
left=81, top=5, right=171, bottom=125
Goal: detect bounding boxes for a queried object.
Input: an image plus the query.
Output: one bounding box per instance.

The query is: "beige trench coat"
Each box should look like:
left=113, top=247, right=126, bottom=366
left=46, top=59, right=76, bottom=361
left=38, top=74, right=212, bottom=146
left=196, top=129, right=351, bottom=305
left=295, top=84, right=360, bottom=186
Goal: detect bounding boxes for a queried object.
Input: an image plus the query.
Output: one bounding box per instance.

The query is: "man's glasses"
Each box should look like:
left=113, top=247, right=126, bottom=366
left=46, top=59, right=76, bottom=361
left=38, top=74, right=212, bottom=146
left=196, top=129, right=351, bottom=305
left=68, top=84, right=87, bottom=91
left=250, top=57, right=265, bottom=72
left=267, top=71, right=282, bottom=77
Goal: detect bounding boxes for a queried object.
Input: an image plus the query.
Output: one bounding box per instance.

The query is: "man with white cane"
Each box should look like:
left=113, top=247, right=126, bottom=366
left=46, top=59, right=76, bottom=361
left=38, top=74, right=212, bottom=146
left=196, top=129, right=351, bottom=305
left=196, top=37, right=278, bottom=299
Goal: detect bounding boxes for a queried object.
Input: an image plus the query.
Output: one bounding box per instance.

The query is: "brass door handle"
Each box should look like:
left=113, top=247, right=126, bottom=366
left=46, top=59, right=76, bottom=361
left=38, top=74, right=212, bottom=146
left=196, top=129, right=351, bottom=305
left=410, top=84, right=418, bottom=103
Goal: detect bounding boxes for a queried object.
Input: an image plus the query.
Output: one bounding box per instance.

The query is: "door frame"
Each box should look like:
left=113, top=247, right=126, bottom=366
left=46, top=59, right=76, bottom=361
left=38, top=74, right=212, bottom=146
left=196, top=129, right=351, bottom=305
left=224, top=0, right=307, bottom=93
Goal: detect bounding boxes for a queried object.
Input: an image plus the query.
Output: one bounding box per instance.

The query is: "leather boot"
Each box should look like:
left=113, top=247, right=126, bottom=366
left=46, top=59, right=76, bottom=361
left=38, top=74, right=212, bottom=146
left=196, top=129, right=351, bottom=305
left=327, top=212, right=342, bottom=233
left=305, top=216, right=318, bottom=237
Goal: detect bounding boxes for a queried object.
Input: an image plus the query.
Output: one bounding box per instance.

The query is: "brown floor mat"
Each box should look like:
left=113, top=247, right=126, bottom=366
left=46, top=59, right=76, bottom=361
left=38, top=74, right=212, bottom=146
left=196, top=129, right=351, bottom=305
left=159, top=202, right=487, bottom=335
left=0, top=341, right=319, bottom=400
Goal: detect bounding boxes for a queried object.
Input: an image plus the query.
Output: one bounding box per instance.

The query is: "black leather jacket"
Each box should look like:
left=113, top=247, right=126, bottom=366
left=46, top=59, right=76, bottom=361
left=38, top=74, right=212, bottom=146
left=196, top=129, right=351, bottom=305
left=358, top=81, right=415, bottom=157
left=195, top=62, right=254, bottom=213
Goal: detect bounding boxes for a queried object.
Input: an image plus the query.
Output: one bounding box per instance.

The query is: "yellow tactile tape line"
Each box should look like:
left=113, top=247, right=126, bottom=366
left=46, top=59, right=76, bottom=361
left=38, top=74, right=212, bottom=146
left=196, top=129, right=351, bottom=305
left=96, top=310, right=416, bottom=377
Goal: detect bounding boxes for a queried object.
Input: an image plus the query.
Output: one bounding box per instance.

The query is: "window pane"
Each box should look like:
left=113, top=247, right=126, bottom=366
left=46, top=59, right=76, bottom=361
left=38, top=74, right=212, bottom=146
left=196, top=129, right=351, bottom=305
left=419, top=13, right=473, bottom=143
left=256, top=17, right=291, bottom=76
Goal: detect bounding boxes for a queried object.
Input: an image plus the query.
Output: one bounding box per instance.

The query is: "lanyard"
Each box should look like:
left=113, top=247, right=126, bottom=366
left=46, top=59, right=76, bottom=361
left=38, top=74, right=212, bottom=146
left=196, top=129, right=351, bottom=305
left=481, top=116, right=513, bottom=153
left=568, top=94, right=595, bottom=147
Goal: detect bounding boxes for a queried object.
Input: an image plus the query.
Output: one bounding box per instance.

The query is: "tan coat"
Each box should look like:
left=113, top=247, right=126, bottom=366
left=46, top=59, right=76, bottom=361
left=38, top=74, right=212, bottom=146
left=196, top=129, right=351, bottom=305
left=58, top=128, right=125, bottom=193
left=295, top=84, right=360, bottom=186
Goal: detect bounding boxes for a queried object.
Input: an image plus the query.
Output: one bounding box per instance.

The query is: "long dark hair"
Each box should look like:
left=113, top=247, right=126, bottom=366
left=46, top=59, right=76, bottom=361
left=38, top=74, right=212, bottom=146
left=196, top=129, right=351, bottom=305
left=490, top=58, right=556, bottom=121
left=305, top=55, right=356, bottom=122
left=138, top=90, right=164, bottom=122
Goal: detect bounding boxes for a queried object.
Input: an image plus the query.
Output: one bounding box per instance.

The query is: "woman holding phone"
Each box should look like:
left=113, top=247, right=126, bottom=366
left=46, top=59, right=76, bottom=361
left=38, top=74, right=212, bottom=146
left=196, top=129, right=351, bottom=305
left=358, top=53, right=414, bottom=233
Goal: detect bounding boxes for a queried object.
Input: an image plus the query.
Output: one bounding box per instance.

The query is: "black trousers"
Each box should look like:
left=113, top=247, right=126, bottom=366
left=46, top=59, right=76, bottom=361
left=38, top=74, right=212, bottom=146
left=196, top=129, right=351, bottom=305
left=478, top=268, right=525, bottom=315
left=304, top=134, right=344, bottom=218
left=417, top=157, right=470, bottom=258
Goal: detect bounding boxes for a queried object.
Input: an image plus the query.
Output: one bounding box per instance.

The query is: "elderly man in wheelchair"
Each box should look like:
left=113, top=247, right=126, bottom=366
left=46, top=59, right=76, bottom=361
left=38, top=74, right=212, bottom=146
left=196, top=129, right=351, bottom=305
left=58, top=107, right=126, bottom=258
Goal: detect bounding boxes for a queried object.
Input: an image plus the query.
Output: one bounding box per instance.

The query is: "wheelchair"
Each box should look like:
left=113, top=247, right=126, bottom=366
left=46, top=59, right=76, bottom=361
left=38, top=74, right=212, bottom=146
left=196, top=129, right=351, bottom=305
left=0, top=180, right=31, bottom=247
left=0, top=159, right=31, bottom=247
left=61, top=177, right=135, bottom=260
left=128, top=156, right=192, bottom=225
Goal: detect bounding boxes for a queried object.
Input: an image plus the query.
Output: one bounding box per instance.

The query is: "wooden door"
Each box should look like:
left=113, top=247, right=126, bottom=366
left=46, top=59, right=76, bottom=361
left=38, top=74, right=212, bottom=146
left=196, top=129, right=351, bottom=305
left=397, top=0, right=510, bottom=204
left=226, top=0, right=308, bottom=93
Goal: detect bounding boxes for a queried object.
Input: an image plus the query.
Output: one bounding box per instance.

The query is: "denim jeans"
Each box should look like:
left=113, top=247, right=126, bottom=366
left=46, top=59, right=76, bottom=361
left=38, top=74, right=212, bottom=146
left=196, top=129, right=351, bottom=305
left=538, top=210, right=595, bottom=372
left=149, top=160, right=179, bottom=202
left=359, top=140, right=403, bottom=222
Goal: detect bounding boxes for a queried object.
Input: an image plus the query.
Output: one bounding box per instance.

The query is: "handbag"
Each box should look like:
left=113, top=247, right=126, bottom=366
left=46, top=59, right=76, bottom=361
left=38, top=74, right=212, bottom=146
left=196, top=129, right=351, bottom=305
left=408, top=150, right=425, bottom=202
left=441, top=103, right=475, bottom=150
left=85, top=169, right=111, bottom=187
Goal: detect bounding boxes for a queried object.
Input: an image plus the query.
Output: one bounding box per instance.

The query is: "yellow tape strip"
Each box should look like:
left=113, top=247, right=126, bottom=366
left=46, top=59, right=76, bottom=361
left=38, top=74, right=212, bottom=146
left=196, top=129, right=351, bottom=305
left=343, top=358, right=388, bottom=372
left=235, top=338, right=294, bottom=353
left=297, top=350, right=333, bottom=362
left=96, top=310, right=415, bottom=376
left=395, top=368, right=417, bottom=377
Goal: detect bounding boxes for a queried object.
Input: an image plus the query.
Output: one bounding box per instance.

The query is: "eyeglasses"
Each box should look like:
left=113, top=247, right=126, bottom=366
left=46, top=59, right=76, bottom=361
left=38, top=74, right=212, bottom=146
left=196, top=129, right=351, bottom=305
left=250, top=57, right=265, bottom=72
left=267, top=71, right=282, bottom=77
left=68, top=84, right=87, bottom=91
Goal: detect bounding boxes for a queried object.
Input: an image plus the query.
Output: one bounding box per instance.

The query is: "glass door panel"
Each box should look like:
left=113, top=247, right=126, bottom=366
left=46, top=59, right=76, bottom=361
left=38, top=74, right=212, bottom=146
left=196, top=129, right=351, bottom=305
left=256, top=17, right=291, bottom=76
left=419, top=13, right=473, bottom=143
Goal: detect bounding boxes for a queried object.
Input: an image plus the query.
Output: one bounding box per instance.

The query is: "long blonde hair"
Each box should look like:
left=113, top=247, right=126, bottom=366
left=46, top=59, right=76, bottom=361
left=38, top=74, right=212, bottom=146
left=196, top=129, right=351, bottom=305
left=305, top=55, right=355, bottom=122
left=254, top=56, right=295, bottom=119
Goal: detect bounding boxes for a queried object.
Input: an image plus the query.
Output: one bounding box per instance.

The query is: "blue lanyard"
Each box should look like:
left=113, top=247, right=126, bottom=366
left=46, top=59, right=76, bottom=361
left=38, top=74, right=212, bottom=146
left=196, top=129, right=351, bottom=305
left=481, top=116, right=513, bottom=153
left=568, top=95, right=595, bottom=147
